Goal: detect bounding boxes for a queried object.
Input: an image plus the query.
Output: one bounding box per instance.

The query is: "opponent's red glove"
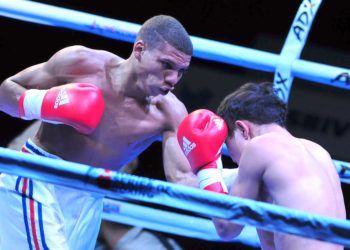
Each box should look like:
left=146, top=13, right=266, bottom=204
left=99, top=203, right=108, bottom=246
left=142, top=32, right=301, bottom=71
left=177, top=109, right=228, bottom=194
left=18, top=83, right=105, bottom=134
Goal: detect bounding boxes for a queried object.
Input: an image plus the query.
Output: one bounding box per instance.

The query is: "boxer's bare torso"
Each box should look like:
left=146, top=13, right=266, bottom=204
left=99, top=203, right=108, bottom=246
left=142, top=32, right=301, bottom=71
left=213, top=123, right=346, bottom=249
left=233, top=129, right=346, bottom=250
left=259, top=134, right=345, bottom=250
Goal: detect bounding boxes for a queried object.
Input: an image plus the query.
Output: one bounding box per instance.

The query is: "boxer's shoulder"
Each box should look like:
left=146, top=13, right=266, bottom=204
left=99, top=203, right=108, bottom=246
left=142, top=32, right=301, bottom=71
left=47, top=45, right=119, bottom=76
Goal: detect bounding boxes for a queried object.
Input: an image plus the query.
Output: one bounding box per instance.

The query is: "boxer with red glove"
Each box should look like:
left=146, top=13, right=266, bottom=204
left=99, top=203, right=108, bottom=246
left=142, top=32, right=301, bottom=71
left=18, top=83, right=105, bottom=134
left=177, top=109, right=228, bottom=194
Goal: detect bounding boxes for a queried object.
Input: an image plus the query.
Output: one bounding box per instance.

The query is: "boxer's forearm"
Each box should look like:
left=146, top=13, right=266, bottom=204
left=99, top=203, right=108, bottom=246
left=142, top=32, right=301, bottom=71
left=162, top=131, right=198, bottom=187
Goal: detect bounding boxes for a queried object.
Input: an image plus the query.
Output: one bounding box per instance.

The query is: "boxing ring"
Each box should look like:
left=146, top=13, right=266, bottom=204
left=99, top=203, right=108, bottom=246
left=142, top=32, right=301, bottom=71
left=1, top=0, right=350, bottom=248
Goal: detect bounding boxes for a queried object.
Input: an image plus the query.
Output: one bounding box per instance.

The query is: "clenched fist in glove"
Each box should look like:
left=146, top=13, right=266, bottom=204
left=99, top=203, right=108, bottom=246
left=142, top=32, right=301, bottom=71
left=18, top=83, right=105, bottom=134
left=177, top=109, right=228, bottom=194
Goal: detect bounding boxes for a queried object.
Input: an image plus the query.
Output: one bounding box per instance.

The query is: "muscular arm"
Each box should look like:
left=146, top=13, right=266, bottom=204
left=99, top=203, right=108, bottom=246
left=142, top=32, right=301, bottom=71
left=0, top=63, right=55, bottom=117
left=155, top=93, right=198, bottom=187
left=213, top=141, right=266, bottom=240
left=162, top=131, right=198, bottom=187
left=0, top=45, right=103, bottom=117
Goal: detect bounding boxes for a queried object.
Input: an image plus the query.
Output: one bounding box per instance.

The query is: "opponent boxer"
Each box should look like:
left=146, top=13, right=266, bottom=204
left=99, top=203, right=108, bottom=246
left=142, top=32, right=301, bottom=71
left=178, top=82, right=346, bottom=250
left=0, top=15, right=195, bottom=249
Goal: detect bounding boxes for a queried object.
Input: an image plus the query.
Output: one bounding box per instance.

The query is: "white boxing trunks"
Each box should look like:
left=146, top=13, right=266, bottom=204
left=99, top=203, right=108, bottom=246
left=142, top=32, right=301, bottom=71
left=0, top=139, right=104, bottom=250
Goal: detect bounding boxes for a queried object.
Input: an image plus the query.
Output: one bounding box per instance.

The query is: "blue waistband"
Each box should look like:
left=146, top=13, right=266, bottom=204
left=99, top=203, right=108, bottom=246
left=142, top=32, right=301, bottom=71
left=23, top=139, right=61, bottom=159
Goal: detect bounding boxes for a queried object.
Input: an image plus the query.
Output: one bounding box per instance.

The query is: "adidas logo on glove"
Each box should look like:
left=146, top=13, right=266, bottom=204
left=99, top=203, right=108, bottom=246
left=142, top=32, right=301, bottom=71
left=213, top=117, right=224, bottom=130
left=182, top=136, right=196, bottom=156
left=54, top=88, right=70, bottom=109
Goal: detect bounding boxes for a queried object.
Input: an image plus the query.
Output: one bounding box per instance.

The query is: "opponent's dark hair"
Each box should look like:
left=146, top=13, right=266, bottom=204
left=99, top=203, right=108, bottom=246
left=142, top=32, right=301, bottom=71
left=217, top=82, right=288, bottom=136
left=136, top=15, right=193, bottom=56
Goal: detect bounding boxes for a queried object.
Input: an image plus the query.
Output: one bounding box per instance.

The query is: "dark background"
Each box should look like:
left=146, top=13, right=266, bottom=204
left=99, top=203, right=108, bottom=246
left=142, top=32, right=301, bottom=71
left=1, top=1, right=350, bottom=249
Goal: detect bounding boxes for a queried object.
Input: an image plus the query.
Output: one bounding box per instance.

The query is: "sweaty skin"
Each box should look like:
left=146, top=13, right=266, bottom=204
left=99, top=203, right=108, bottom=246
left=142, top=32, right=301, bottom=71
left=214, top=124, right=346, bottom=250
left=0, top=45, right=195, bottom=185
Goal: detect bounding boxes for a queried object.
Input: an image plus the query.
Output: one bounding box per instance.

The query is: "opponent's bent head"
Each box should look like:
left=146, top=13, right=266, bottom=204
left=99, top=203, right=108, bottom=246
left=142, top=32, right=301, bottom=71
left=217, top=82, right=287, bottom=163
left=217, top=82, right=287, bottom=137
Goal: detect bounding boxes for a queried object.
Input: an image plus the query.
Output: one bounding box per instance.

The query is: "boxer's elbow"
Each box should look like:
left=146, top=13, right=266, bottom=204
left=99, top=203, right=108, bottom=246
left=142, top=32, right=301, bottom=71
left=214, top=218, right=243, bottom=241
left=218, top=228, right=242, bottom=242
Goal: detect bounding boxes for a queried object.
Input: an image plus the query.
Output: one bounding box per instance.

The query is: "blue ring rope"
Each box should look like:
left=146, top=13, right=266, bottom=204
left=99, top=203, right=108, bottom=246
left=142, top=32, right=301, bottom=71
left=0, top=148, right=349, bottom=247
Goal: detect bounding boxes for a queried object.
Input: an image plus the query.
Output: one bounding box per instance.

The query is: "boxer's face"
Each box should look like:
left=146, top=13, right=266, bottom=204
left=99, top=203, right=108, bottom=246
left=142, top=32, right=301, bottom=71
left=136, top=41, right=191, bottom=96
left=226, top=121, right=250, bottom=164
left=226, top=131, right=243, bottom=164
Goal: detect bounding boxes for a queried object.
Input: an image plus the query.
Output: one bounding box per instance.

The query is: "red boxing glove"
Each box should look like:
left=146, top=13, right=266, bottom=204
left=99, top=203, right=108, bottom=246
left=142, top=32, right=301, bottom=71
left=18, top=83, right=105, bottom=134
left=177, top=109, right=228, bottom=194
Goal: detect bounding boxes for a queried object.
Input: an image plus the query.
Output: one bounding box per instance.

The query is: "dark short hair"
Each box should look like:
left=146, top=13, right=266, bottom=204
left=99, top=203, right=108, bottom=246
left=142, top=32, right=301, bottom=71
left=136, top=15, right=193, bottom=56
left=217, top=82, right=287, bottom=136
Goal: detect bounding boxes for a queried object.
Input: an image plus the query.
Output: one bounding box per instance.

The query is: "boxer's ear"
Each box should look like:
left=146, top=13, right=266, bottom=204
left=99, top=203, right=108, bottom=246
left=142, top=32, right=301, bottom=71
left=235, top=120, right=250, bottom=140
left=133, top=40, right=145, bottom=60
